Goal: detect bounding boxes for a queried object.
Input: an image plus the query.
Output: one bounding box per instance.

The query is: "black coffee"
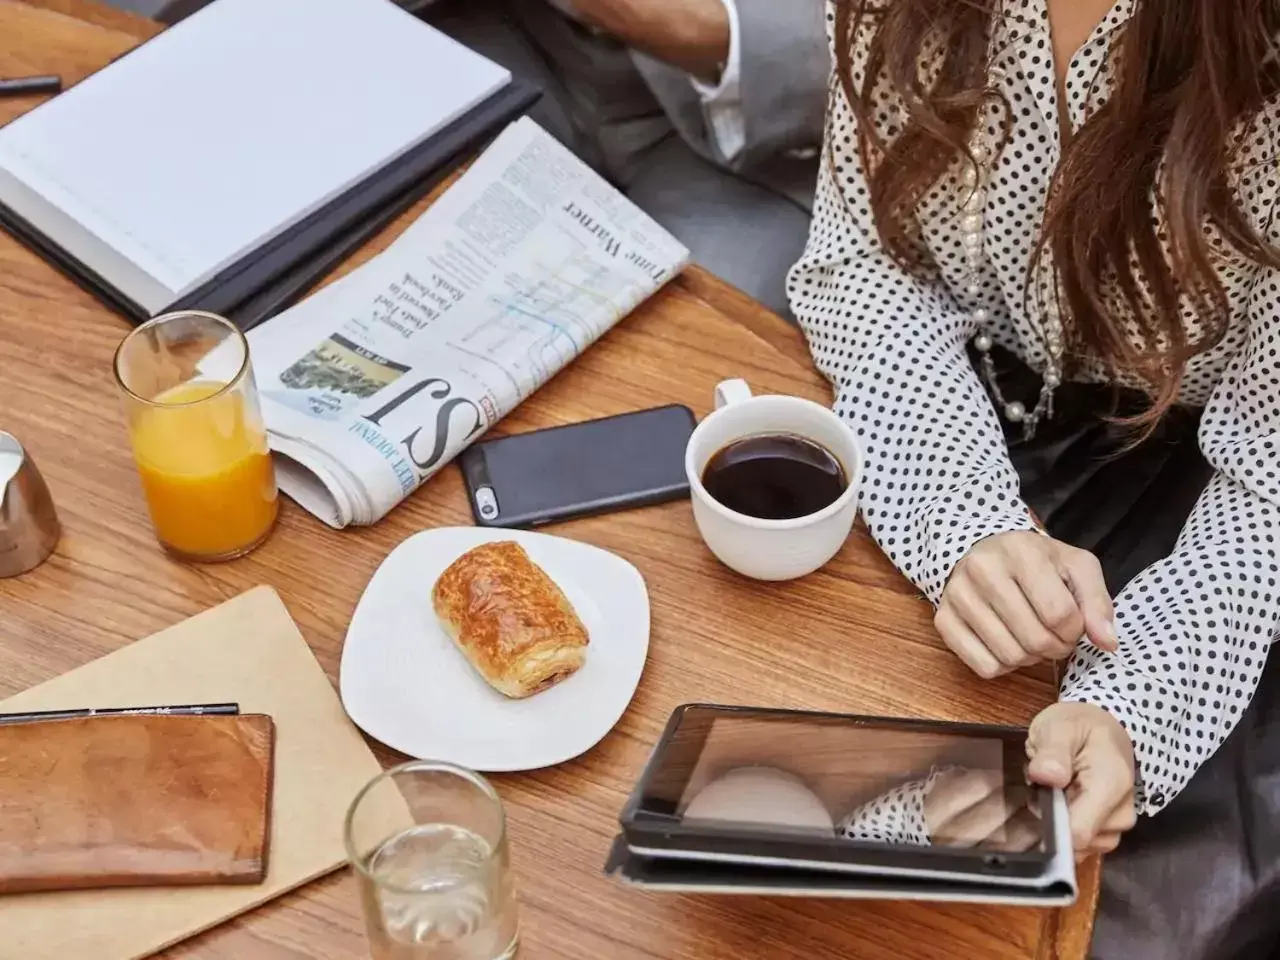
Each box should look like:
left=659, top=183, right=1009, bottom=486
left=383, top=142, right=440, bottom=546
left=701, top=434, right=847, bottom=521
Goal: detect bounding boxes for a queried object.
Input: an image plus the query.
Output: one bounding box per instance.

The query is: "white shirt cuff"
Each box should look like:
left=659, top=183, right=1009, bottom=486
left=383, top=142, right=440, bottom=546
left=689, top=0, right=745, bottom=162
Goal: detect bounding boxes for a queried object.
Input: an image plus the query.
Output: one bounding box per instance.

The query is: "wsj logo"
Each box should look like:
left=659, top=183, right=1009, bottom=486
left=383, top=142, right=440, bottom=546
left=363, top=377, right=484, bottom=474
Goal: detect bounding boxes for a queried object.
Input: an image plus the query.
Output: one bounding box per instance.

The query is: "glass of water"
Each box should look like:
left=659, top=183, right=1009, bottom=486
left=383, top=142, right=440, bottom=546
left=345, top=761, right=518, bottom=960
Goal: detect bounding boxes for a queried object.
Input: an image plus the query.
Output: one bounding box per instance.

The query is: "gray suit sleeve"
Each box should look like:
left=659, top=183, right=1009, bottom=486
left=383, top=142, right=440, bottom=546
left=630, top=0, right=829, bottom=174
left=731, top=0, right=830, bottom=166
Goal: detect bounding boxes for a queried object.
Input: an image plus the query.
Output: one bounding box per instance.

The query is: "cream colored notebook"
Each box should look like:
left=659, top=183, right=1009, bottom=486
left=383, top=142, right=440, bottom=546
left=0, top=586, right=387, bottom=960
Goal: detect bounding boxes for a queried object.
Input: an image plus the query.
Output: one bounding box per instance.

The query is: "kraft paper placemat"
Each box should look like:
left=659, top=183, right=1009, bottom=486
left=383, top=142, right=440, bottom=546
left=0, top=586, right=388, bottom=960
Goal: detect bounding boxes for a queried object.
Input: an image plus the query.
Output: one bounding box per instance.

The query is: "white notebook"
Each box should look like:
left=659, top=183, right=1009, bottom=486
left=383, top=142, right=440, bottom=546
left=0, top=0, right=510, bottom=314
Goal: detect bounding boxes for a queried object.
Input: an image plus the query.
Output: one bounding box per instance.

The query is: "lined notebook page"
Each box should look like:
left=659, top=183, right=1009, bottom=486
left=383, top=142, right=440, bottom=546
left=0, top=0, right=510, bottom=301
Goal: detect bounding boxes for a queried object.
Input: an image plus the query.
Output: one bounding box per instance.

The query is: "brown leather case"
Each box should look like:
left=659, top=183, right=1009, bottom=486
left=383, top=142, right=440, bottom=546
left=0, top=713, right=275, bottom=894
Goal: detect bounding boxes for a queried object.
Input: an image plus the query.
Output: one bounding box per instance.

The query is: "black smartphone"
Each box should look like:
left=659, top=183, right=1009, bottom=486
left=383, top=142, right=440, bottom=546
left=458, top=404, right=697, bottom=528
left=617, top=704, right=1067, bottom=885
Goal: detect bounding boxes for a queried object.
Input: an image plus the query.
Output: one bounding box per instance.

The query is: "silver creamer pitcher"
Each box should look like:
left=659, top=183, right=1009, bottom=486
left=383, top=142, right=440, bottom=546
left=0, top=432, right=60, bottom=578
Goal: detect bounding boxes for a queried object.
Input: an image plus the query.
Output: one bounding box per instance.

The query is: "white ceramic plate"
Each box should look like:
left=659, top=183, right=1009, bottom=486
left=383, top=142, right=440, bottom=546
left=340, top=527, right=650, bottom=771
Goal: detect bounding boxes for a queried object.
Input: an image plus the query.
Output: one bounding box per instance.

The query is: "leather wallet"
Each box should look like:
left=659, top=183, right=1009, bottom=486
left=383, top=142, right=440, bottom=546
left=0, top=713, right=275, bottom=894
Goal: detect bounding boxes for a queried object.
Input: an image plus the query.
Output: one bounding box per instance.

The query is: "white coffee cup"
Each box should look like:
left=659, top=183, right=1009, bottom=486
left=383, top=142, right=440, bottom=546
left=685, top=379, right=862, bottom=582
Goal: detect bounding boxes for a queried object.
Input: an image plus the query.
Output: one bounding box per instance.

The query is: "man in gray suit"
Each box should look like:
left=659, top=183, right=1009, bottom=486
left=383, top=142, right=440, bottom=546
left=421, top=0, right=829, bottom=318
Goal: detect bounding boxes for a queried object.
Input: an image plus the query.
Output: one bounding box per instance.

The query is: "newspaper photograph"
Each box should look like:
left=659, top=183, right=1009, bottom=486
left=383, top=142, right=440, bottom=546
left=246, top=117, right=691, bottom=528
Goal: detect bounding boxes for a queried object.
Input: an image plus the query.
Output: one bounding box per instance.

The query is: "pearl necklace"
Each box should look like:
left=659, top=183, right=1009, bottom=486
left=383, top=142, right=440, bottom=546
left=961, top=83, right=1064, bottom=440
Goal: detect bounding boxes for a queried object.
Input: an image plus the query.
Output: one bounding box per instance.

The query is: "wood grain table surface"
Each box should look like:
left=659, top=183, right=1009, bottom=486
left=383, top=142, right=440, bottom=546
left=0, top=2, right=1100, bottom=957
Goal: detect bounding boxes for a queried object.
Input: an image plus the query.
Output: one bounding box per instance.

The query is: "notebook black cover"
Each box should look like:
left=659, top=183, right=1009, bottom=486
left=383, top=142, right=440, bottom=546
left=0, top=79, right=540, bottom=331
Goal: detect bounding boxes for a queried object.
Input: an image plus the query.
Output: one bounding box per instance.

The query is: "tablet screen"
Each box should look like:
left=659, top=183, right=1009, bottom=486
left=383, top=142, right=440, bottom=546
left=629, top=706, right=1046, bottom=856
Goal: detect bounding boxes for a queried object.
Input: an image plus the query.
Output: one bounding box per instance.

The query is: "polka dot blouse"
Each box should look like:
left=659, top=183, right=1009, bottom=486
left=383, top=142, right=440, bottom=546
left=787, top=0, right=1280, bottom=817
left=839, top=767, right=943, bottom=846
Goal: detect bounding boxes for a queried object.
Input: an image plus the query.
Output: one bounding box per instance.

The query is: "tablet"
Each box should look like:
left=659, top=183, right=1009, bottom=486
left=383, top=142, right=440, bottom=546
left=617, top=705, right=1073, bottom=889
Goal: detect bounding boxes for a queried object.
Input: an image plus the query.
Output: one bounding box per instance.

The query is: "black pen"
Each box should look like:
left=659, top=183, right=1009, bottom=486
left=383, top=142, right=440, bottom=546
left=0, top=703, right=240, bottom=725
left=0, top=75, right=63, bottom=99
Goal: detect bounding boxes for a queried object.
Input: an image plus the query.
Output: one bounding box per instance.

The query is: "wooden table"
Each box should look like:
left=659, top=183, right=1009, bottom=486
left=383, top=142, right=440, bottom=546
left=0, top=2, right=1100, bottom=957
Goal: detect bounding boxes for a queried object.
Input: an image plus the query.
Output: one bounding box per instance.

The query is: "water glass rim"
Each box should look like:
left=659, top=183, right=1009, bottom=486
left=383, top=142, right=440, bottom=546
left=112, top=310, right=249, bottom=409
left=343, top=760, right=507, bottom=894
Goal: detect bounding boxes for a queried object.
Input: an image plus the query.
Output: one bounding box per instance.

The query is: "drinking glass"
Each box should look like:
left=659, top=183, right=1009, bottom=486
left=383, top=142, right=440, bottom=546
left=113, top=310, right=278, bottom=561
left=345, top=761, right=519, bottom=960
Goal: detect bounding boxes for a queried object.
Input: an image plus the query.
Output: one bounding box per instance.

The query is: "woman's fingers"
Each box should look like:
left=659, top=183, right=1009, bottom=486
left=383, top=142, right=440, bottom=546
left=934, top=605, right=1009, bottom=679
left=925, top=770, right=1041, bottom=850
left=937, top=784, right=1028, bottom=847
left=1003, top=814, right=1044, bottom=852
left=1007, top=545, right=1084, bottom=656
left=946, top=581, right=1034, bottom=668
left=1104, top=799, right=1139, bottom=835
left=1066, top=775, right=1129, bottom=852
left=1077, top=830, right=1124, bottom=862
left=947, top=539, right=1074, bottom=666
left=983, top=577, right=1069, bottom=663
left=926, top=768, right=1004, bottom=830
left=1054, top=546, right=1118, bottom=652
left=1091, top=831, right=1122, bottom=855
left=924, top=768, right=1033, bottom=849
left=1063, top=747, right=1137, bottom=850
left=1028, top=702, right=1137, bottom=858
left=1078, top=800, right=1135, bottom=858
left=941, top=532, right=1116, bottom=678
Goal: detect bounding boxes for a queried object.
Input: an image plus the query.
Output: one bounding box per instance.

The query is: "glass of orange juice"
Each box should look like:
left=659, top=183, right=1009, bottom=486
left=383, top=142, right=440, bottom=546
left=113, top=311, right=278, bottom=562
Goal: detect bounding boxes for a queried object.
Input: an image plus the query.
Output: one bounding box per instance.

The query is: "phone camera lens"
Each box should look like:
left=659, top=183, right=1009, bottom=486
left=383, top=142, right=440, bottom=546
left=984, top=854, right=1008, bottom=870
left=475, top=486, right=499, bottom=520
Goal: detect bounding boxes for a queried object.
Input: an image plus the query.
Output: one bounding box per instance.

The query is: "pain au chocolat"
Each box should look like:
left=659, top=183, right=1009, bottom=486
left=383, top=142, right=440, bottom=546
left=432, top=540, right=589, bottom=698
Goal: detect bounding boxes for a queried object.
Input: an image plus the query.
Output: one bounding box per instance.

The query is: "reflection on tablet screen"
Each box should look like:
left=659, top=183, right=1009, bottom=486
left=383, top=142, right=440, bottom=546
left=649, top=713, right=1044, bottom=854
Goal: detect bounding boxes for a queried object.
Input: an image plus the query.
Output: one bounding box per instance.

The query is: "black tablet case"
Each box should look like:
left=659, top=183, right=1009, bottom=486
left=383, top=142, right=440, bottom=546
left=0, top=58, right=538, bottom=331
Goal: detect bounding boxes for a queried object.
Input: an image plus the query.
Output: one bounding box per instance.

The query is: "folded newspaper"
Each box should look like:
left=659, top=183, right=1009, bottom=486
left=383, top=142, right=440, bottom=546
left=245, top=117, right=690, bottom=528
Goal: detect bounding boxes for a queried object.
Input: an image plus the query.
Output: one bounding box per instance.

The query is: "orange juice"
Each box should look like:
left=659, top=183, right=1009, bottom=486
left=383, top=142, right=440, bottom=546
left=128, top=380, right=278, bottom=559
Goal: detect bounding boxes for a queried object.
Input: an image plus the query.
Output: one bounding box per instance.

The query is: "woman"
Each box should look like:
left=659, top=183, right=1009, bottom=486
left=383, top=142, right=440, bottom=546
left=789, top=0, right=1280, bottom=954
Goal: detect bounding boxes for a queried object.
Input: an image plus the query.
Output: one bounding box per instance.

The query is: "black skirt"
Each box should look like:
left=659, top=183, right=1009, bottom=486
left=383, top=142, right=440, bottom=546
left=980, top=344, right=1211, bottom=594
left=979, top=347, right=1280, bottom=960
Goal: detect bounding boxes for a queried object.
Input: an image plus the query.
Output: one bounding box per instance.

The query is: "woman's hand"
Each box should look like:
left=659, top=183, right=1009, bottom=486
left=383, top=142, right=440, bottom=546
left=1027, top=702, right=1137, bottom=858
left=936, top=531, right=1118, bottom=678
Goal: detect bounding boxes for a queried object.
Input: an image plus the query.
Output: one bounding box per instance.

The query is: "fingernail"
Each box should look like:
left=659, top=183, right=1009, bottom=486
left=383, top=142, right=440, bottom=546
left=1104, top=620, right=1119, bottom=648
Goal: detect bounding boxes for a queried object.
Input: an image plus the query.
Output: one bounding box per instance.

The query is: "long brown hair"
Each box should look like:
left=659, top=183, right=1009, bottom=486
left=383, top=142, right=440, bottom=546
left=833, top=0, right=1280, bottom=426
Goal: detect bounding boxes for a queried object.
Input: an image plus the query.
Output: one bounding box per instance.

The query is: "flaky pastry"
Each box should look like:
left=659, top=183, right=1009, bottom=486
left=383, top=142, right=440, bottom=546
left=432, top=540, right=588, bottom=698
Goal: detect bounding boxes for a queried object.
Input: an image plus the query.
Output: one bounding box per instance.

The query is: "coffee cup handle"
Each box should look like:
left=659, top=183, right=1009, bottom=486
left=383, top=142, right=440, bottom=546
left=714, top=379, right=753, bottom=410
